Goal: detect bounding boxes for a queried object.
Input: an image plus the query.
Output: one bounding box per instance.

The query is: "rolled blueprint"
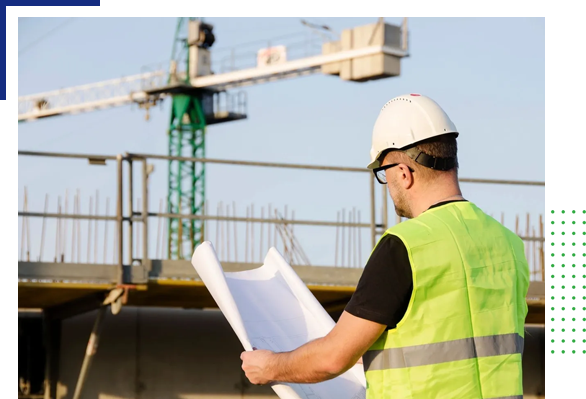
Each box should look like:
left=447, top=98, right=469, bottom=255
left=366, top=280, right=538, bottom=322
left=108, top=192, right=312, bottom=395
left=191, top=241, right=366, bottom=399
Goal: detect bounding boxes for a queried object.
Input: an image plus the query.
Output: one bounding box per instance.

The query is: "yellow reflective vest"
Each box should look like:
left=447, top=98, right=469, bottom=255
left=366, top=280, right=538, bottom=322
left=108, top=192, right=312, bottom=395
left=364, top=201, right=529, bottom=399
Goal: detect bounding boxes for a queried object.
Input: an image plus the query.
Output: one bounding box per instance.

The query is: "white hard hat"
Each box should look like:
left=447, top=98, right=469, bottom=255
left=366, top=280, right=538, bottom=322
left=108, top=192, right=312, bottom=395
left=367, top=94, right=459, bottom=170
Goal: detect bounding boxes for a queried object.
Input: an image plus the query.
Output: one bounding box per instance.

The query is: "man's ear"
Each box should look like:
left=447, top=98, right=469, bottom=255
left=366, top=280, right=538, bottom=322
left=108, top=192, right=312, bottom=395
left=399, top=163, right=415, bottom=189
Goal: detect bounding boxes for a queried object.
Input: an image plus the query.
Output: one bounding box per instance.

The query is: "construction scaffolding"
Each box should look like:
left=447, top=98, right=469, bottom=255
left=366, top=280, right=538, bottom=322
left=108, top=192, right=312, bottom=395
left=18, top=149, right=546, bottom=280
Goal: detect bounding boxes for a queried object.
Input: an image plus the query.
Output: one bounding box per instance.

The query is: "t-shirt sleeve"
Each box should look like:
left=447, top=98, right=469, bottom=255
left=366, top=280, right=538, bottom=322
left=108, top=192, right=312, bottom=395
left=344, top=234, right=413, bottom=329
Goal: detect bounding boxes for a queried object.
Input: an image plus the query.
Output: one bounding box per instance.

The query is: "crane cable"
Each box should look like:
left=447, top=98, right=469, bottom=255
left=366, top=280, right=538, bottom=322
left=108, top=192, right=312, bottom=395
left=19, top=18, right=75, bottom=56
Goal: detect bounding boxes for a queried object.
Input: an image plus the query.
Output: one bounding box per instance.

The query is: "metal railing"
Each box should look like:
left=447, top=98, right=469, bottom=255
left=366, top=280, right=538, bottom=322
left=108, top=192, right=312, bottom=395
left=18, top=150, right=546, bottom=284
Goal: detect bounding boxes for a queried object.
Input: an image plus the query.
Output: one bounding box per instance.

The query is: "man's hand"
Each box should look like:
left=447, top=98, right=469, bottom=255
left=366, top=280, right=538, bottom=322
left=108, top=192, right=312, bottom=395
left=238, top=312, right=385, bottom=384
left=240, top=349, right=275, bottom=385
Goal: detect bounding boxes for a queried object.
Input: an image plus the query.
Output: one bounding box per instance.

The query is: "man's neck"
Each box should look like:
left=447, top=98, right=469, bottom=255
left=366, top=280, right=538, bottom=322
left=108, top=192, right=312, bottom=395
left=410, top=178, right=463, bottom=218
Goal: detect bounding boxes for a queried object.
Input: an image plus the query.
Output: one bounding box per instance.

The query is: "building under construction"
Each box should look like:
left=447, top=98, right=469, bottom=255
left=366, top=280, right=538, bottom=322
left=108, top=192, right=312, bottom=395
left=18, top=18, right=545, bottom=399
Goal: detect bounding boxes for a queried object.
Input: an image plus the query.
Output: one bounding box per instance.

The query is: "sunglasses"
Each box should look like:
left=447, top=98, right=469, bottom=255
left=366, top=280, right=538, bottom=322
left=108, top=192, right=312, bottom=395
left=372, top=163, right=415, bottom=184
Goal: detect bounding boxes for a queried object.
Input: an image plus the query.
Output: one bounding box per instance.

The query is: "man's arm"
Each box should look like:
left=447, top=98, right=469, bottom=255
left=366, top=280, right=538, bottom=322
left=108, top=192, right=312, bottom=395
left=240, top=311, right=386, bottom=385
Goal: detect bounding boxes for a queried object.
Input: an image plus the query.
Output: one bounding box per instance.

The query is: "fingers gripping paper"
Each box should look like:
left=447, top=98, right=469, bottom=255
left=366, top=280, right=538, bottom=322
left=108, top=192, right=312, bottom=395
left=191, top=242, right=366, bottom=399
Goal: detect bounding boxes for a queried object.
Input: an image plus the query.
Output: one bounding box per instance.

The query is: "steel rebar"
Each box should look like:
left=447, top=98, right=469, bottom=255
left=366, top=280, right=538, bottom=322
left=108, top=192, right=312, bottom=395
left=259, top=207, right=264, bottom=262
left=529, top=226, right=538, bottom=274
left=94, top=191, right=100, bottom=264
left=283, top=219, right=311, bottom=266
left=216, top=202, right=221, bottom=259
left=245, top=206, right=250, bottom=263
left=220, top=202, right=226, bottom=261
left=273, top=208, right=277, bottom=252
left=161, top=200, right=168, bottom=260
left=358, top=210, right=362, bottom=267
left=103, top=198, right=110, bottom=264
left=204, top=201, right=209, bottom=244
left=226, top=203, right=231, bottom=262
left=39, top=194, right=49, bottom=262
left=136, top=199, right=141, bottom=262
left=55, top=197, right=61, bottom=263
left=61, top=190, right=68, bottom=262
left=233, top=202, right=238, bottom=262
left=291, top=210, right=295, bottom=265
left=71, top=191, right=77, bottom=262
left=276, top=216, right=290, bottom=263
left=526, top=213, right=530, bottom=274
left=25, top=192, right=31, bottom=261
left=87, top=197, right=93, bottom=263
left=335, top=211, right=340, bottom=267
left=353, top=208, right=357, bottom=268
left=156, top=199, right=163, bottom=260
left=341, top=209, right=346, bottom=267
left=20, top=187, right=28, bottom=261
left=76, top=190, right=81, bottom=263
left=347, top=210, right=353, bottom=268
left=251, top=204, right=255, bottom=263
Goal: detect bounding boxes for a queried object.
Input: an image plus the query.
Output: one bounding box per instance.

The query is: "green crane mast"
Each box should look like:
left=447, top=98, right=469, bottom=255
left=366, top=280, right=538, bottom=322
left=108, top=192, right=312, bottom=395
left=165, top=18, right=244, bottom=259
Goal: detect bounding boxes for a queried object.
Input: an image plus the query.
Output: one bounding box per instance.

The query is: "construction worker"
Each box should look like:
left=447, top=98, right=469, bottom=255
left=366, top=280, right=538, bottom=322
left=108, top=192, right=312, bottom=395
left=240, top=94, right=530, bottom=399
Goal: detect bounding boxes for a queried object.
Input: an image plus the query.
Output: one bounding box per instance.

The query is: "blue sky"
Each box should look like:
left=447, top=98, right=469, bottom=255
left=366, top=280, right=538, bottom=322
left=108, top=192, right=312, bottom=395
left=18, top=18, right=544, bottom=266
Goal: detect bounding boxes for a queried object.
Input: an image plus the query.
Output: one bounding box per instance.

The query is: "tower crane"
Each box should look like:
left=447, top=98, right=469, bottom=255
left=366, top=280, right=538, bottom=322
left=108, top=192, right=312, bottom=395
left=18, top=17, right=409, bottom=259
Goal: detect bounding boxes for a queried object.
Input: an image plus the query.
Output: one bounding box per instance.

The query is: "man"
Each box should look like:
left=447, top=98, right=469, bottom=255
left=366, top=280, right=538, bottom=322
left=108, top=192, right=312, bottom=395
left=241, top=94, right=530, bottom=399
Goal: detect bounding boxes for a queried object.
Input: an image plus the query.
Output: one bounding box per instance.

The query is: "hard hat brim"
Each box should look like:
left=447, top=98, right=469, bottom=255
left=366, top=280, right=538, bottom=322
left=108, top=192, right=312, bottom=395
left=367, top=156, right=382, bottom=170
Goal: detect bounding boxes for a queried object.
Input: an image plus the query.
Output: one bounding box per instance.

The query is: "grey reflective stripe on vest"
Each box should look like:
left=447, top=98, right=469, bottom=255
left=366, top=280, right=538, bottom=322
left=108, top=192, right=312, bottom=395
left=364, top=333, right=524, bottom=371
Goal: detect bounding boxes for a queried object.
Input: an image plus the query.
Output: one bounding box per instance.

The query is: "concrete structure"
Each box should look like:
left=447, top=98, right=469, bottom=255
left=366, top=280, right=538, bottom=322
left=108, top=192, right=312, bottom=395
left=18, top=259, right=545, bottom=399
left=20, top=308, right=544, bottom=399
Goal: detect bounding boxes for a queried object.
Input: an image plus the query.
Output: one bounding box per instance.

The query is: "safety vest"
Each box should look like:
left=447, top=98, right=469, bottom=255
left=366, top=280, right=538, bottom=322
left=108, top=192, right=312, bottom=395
left=363, top=201, right=529, bottom=399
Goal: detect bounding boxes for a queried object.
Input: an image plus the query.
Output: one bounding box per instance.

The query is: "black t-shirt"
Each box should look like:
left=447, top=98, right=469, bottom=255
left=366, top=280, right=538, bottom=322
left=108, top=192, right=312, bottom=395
left=344, top=199, right=468, bottom=329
